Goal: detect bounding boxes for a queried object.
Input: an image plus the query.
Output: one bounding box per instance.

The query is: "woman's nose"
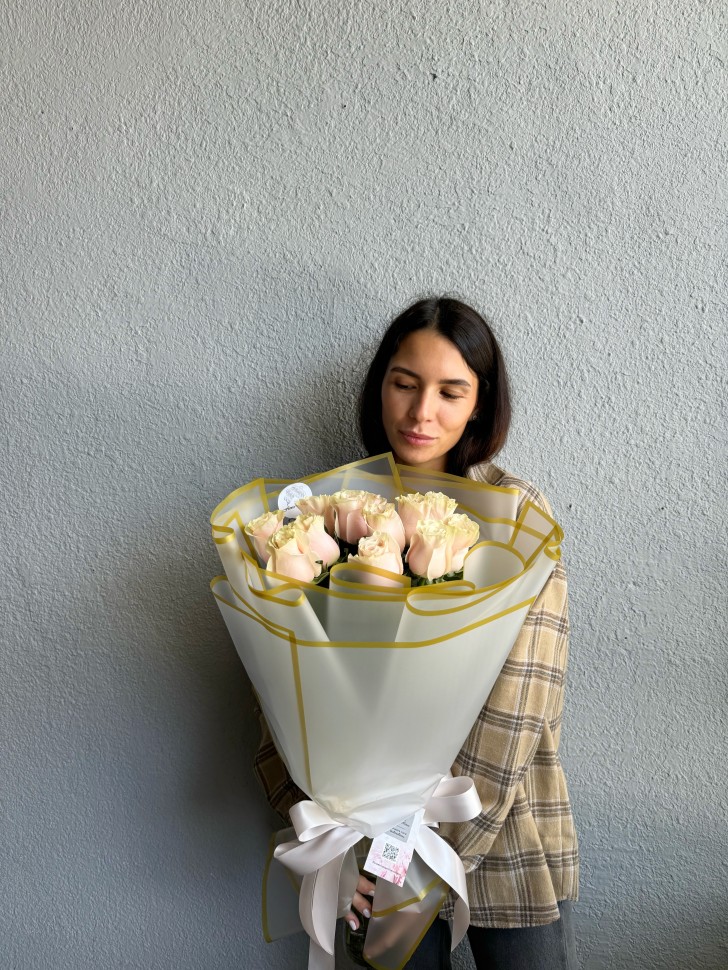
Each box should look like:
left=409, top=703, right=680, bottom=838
left=409, top=391, right=433, bottom=422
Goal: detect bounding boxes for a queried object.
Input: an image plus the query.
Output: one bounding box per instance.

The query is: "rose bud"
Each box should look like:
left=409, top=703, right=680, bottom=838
left=423, top=491, right=458, bottom=520
left=363, top=501, right=406, bottom=552
left=395, top=492, right=429, bottom=545
left=443, top=513, right=480, bottom=572
left=293, top=514, right=341, bottom=567
left=244, top=509, right=286, bottom=564
left=266, top=524, right=322, bottom=583
left=406, top=520, right=451, bottom=581
left=296, top=494, right=336, bottom=535
left=348, top=531, right=404, bottom=577
left=330, top=489, right=378, bottom=544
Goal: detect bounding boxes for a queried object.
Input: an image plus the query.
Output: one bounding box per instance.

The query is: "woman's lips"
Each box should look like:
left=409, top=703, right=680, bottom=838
left=399, top=430, right=435, bottom=446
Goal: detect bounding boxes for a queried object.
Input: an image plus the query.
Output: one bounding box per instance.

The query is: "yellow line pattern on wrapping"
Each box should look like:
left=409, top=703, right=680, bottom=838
left=210, top=477, right=269, bottom=526
left=290, top=638, right=313, bottom=792
left=366, top=883, right=450, bottom=970
left=211, top=578, right=536, bottom=649
left=469, top=539, right=527, bottom=565
left=220, top=575, right=308, bottom=639
left=211, top=578, right=297, bottom=638
left=328, top=561, right=413, bottom=591
left=370, top=875, right=444, bottom=917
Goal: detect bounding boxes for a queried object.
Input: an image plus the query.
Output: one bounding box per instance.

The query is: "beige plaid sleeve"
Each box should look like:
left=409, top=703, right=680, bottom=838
left=440, top=480, right=571, bottom=864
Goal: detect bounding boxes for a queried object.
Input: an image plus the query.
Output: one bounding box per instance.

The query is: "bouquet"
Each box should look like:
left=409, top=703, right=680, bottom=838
left=210, top=454, right=563, bottom=970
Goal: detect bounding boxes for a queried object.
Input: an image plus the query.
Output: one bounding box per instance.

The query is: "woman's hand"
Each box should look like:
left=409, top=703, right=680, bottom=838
left=345, top=873, right=376, bottom=931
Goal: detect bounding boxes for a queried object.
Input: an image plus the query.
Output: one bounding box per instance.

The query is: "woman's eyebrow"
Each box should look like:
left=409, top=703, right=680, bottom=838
left=390, top=366, right=472, bottom=388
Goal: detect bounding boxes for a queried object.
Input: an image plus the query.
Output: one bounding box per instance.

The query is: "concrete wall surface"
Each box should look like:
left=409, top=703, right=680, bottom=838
left=2, top=2, right=726, bottom=968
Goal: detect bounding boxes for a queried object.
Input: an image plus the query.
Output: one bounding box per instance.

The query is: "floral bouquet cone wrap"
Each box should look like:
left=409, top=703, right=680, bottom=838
left=210, top=455, right=563, bottom=970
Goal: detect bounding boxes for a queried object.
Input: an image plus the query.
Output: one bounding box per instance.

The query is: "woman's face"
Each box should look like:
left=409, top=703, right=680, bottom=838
left=381, top=329, right=479, bottom=472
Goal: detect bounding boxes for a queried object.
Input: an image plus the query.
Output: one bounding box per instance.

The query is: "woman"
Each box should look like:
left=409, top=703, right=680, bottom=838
left=255, top=297, right=579, bottom=969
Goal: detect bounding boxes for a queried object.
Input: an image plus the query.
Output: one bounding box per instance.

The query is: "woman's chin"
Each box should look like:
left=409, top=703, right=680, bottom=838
left=390, top=445, right=446, bottom=472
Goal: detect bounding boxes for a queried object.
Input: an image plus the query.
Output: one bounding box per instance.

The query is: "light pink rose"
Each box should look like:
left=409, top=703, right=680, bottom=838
left=296, top=494, right=336, bottom=535
left=362, top=494, right=389, bottom=514
left=396, top=493, right=428, bottom=544
left=406, top=520, right=451, bottom=580
left=363, top=501, right=406, bottom=552
left=330, top=489, right=378, bottom=544
left=396, top=491, right=458, bottom=544
left=348, top=531, right=404, bottom=578
left=244, top=509, right=286, bottom=564
left=423, top=491, right=458, bottom=520
left=266, top=524, right=322, bottom=583
left=444, top=513, right=480, bottom=572
left=294, top=514, right=341, bottom=567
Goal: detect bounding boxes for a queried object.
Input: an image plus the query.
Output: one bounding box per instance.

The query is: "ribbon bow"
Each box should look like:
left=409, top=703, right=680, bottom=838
left=268, top=776, right=482, bottom=970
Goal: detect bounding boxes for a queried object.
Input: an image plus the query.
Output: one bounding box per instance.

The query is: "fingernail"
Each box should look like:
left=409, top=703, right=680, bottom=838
left=348, top=920, right=357, bottom=931
left=363, top=908, right=371, bottom=919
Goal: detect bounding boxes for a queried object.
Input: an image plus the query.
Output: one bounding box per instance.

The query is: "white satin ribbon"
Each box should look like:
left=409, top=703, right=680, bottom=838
left=271, top=776, right=482, bottom=970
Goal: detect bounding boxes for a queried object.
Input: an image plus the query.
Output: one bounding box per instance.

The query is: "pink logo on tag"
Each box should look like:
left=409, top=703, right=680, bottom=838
left=365, top=842, right=414, bottom=887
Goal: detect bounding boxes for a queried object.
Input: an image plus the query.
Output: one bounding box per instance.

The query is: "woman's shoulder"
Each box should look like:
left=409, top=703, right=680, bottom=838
left=466, top=461, right=554, bottom=517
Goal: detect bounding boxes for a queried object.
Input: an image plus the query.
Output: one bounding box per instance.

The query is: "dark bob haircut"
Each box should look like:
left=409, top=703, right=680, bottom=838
left=359, top=297, right=511, bottom=477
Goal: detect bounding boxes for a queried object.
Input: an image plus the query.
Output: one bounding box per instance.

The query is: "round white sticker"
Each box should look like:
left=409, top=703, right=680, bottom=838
left=277, top=482, right=313, bottom=517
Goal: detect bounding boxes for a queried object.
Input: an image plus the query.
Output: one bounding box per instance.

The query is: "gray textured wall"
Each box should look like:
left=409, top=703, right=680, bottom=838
left=2, top=2, right=726, bottom=969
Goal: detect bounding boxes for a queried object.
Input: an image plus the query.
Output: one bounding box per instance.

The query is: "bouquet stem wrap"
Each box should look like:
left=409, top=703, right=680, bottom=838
left=210, top=455, right=564, bottom=970
left=266, top=775, right=482, bottom=970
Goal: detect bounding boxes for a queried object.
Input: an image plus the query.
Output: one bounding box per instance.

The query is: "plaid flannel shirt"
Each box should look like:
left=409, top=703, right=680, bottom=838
left=253, top=462, right=579, bottom=928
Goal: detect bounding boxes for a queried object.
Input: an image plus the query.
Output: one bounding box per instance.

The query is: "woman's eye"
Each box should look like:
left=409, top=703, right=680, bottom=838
left=395, top=382, right=415, bottom=390
left=441, top=391, right=462, bottom=400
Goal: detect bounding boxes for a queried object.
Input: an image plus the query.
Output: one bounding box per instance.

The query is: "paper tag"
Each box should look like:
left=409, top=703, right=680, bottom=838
left=364, top=810, right=424, bottom=886
left=277, top=482, right=313, bottom=518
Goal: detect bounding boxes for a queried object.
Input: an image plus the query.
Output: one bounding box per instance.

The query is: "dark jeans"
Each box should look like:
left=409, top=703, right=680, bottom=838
left=402, top=902, right=578, bottom=970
